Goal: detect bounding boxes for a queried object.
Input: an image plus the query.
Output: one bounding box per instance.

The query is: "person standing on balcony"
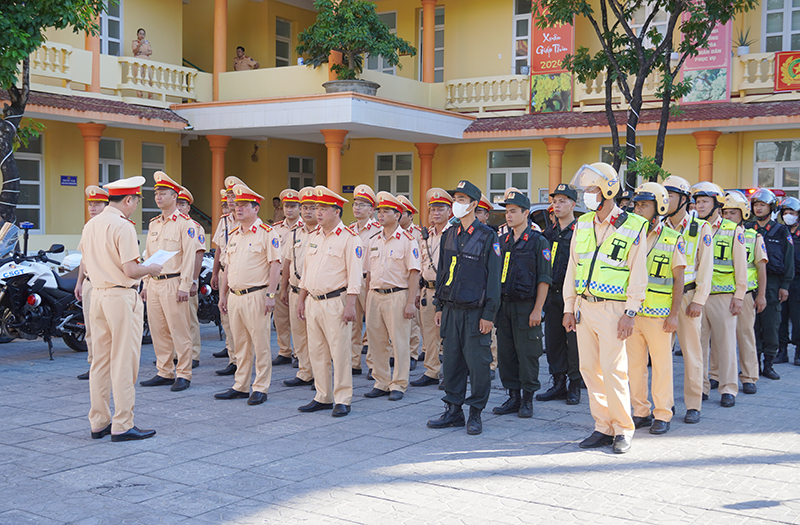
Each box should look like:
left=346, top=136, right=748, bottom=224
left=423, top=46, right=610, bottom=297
left=132, top=28, right=153, bottom=99
left=234, top=46, right=260, bottom=71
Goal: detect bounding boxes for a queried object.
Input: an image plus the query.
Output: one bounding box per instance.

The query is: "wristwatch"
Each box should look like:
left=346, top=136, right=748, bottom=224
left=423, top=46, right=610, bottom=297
left=266, top=292, right=276, bottom=299
left=624, top=309, right=637, bottom=318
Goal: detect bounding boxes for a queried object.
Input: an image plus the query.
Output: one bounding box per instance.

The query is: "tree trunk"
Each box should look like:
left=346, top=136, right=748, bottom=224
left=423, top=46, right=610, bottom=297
left=604, top=75, right=621, bottom=171
left=624, top=97, right=642, bottom=193
left=0, top=59, right=28, bottom=225
left=654, top=75, right=674, bottom=173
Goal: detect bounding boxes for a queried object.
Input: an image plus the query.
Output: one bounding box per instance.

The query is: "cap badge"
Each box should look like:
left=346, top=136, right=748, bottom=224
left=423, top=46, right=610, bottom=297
left=457, top=181, right=465, bottom=188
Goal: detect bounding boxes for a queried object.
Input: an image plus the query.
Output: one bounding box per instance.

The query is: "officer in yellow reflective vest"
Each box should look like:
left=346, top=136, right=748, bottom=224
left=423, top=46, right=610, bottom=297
left=720, top=191, right=767, bottom=395
left=626, top=183, right=685, bottom=436
left=563, top=163, right=648, bottom=454
left=692, top=182, right=748, bottom=408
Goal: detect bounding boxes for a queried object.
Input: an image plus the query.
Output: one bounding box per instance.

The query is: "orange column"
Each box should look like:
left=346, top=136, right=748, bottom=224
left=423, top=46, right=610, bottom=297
left=85, top=17, right=100, bottom=93
left=693, top=131, right=722, bottom=183
left=328, top=51, right=343, bottom=81
left=321, top=130, right=348, bottom=193
left=77, top=123, right=106, bottom=223
left=207, top=135, right=231, bottom=229
left=213, top=0, right=227, bottom=101
left=415, top=143, right=438, bottom=226
left=421, top=0, right=437, bottom=83
left=543, top=138, right=569, bottom=196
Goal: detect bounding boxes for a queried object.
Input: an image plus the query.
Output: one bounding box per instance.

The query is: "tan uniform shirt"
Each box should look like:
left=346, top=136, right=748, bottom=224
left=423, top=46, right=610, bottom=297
left=284, top=222, right=315, bottom=288
left=272, top=207, right=285, bottom=224
left=233, top=55, right=258, bottom=71
left=132, top=39, right=152, bottom=58
left=646, top=221, right=687, bottom=272
left=709, top=215, right=749, bottom=300
left=300, top=221, right=363, bottom=296
left=273, top=218, right=302, bottom=254
left=367, top=226, right=421, bottom=289
left=224, top=218, right=282, bottom=290
left=420, top=223, right=450, bottom=283
left=212, top=214, right=238, bottom=252
left=667, top=214, right=714, bottom=306
left=350, top=219, right=381, bottom=273
left=143, top=211, right=198, bottom=293
left=78, top=207, right=140, bottom=289
left=563, top=205, right=648, bottom=314
left=754, top=233, right=769, bottom=265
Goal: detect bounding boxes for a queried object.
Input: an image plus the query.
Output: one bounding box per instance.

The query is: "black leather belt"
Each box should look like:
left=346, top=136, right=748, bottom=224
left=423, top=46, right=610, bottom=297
left=112, top=285, right=138, bottom=290
left=684, top=282, right=696, bottom=293
left=231, top=285, right=267, bottom=296
left=373, top=287, right=408, bottom=295
left=580, top=294, right=623, bottom=303
left=310, top=287, right=346, bottom=301
left=153, top=273, right=180, bottom=281
left=423, top=280, right=436, bottom=289
left=290, top=285, right=300, bottom=294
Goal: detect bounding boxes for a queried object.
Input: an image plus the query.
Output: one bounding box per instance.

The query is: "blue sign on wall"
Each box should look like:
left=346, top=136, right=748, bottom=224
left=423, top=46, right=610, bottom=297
left=61, top=176, right=78, bottom=187
left=342, top=185, right=355, bottom=194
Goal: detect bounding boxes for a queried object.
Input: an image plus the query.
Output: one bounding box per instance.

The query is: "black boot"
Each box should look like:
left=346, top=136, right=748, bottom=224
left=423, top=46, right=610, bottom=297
left=492, top=389, right=521, bottom=415
left=427, top=403, right=465, bottom=429
left=566, top=379, right=581, bottom=405
left=761, top=356, right=780, bottom=380
left=535, top=374, right=567, bottom=401
left=467, top=406, right=482, bottom=435
left=518, top=391, right=534, bottom=418
left=775, top=346, right=789, bottom=364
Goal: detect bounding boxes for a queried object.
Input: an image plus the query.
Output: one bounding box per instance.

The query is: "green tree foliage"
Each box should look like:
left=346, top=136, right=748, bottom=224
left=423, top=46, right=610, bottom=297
left=297, top=0, right=416, bottom=80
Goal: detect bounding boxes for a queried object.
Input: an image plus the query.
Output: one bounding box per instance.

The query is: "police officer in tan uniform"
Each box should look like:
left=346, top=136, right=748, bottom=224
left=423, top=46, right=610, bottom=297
left=176, top=187, right=206, bottom=368
left=411, top=188, right=453, bottom=387
left=75, top=185, right=108, bottom=380
left=398, top=194, right=423, bottom=368
left=79, top=176, right=160, bottom=442
left=363, top=192, right=421, bottom=401
left=215, top=185, right=282, bottom=405
left=281, top=187, right=317, bottom=387
left=297, top=186, right=363, bottom=417
left=271, top=189, right=302, bottom=366
left=139, top=172, right=200, bottom=392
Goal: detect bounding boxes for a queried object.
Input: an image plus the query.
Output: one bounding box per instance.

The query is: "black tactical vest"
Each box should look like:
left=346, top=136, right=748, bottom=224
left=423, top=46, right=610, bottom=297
left=499, top=230, right=541, bottom=302
left=437, top=222, right=492, bottom=309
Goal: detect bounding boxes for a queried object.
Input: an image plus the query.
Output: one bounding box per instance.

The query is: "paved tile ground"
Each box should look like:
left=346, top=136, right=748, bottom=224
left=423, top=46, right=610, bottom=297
left=2, top=324, right=800, bottom=524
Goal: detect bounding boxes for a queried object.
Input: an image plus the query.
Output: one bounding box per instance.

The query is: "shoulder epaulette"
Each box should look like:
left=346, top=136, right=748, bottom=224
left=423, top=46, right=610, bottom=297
left=273, top=220, right=284, bottom=227
left=403, top=231, right=414, bottom=240
left=344, top=226, right=358, bottom=236
left=149, top=215, right=159, bottom=222
left=260, top=223, right=272, bottom=232
left=230, top=226, right=240, bottom=234
left=349, top=221, right=357, bottom=227
left=221, top=213, right=230, bottom=219
left=180, top=213, right=191, bottom=220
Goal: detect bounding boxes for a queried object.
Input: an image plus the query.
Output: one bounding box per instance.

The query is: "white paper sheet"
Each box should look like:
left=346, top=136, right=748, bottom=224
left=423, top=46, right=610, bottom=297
left=142, top=250, right=178, bottom=267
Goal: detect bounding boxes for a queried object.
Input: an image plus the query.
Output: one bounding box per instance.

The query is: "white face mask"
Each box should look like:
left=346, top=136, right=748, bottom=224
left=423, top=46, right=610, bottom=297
left=583, top=192, right=601, bottom=211
left=784, top=214, right=798, bottom=226
left=452, top=201, right=472, bottom=219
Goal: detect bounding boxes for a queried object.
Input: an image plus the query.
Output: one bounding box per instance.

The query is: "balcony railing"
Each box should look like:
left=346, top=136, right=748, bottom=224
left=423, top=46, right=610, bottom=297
left=117, top=57, right=199, bottom=104
left=445, top=75, right=530, bottom=116
left=737, top=53, right=776, bottom=98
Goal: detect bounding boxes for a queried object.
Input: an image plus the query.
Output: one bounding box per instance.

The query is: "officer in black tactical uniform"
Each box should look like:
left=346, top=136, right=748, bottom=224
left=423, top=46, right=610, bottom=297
left=747, top=189, right=794, bottom=380
left=427, top=180, right=501, bottom=436
left=492, top=190, right=551, bottom=418
left=778, top=197, right=800, bottom=365
left=538, top=184, right=581, bottom=405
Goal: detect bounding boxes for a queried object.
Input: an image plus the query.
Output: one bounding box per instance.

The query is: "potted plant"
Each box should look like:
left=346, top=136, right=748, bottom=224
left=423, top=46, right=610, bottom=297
left=734, top=27, right=756, bottom=56
left=297, top=0, right=416, bottom=95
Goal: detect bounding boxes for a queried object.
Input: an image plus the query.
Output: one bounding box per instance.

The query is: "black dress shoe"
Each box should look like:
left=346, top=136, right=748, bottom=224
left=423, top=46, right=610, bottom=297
left=192, top=360, right=199, bottom=369
left=427, top=403, right=465, bottom=429
left=410, top=374, right=439, bottom=387
left=409, top=359, right=417, bottom=371
left=633, top=414, right=653, bottom=429
left=140, top=375, right=174, bottom=387
left=215, top=363, right=237, bottom=376
left=247, top=391, right=268, bottom=405
left=674, top=348, right=683, bottom=356
left=367, top=369, right=373, bottom=380
left=170, top=378, right=190, bottom=392
left=298, top=400, right=334, bottom=412
left=292, top=357, right=299, bottom=368
left=579, top=431, right=614, bottom=449
left=111, top=426, right=156, bottom=442
left=77, top=370, right=90, bottom=380
left=742, top=382, right=757, bottom=394
left=361, top=345, right=368, bottom=355
left=566, top=380, right=581, bottom=405
left=332, top=404, right=351, bottom=417
left=709, top=379, right=719, bottom=390
left=702, top=393, right=709, bottom=401
left=650, top=420, right=670, bottom=435
left=613, top=435, right=632, bottom=454
left=720, top=393, right=735, bottom=407
left=272, top=355, right=292, bottom=366
left=418, top=352, right=425, bottom=362
left=212, top=348, right=229, bottom=358
left=214, top=388, right=249, bottom=400
left=352, top=367, right=363, bottom=375
left=684, top=409, right=700, bottom=424
left=91, top=423, right=111, bottom=439
left=388, top=390, right=404, bottom=401
left=364, top=388, right=390, bottom=398
left=284, top=377, right=314, bottom=387
left=466, top=406, right=482, bottom=435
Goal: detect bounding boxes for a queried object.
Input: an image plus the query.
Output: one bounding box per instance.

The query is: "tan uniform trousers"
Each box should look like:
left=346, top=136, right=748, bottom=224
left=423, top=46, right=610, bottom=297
left=273, top=285, right=293, bottom=358
left=419, top=287, right=441, bottom=380
left=288, top=289, right=313, bottom=382
left=228, top=288, right=273, bottom=393
left=675, top=289, right=704, bottom=412
left=626, top=316, right=674, bottom=422
left=410, top=310, right=421, bottom=360
left=220, top=270, right=236, bottom=366
left=88, top=288, right=143, bottom=434
left=735, top=292, right=760, bottom=385
left=351, top=277, right=368, bottom=369
left=172, top=293, right=201, bottom=362
left=307, top=294, right=353, bottom=405
left=148, top=278, right=194, bottom=381
left=576, top=300, right=635, bottom=438
left=490, top=328, right=498, bottom=371
left=701, top=294, right=739, bottom=396
left=367, top=290, right=412, bottom=392
left=83, top=279, right=93, bottom=365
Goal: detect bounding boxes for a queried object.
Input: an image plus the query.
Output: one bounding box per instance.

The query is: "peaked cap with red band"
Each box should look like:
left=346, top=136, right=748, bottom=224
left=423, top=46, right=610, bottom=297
left=299, top=186, right=316, bottom=204
left=153, top=171, right=182, bottom=193
left=397, top=195, right=418, bottom=214
left=219, top=189, right=228, bottom=203
left=232, top=184, right=264, bottom=204
left=375, top=191, right=405, bottom=213
left=104, top=176, right=145, bottom=197
left=353, top=184, right=376, bottom=206
left=478, top=193, right=493, bottom=211
left=279, top=188, right=301, bottom=203
left=225, top=176, right=245, bottom=191
left=85, top=185, right=109, bottom=202
left=178, top=186, right=194, bottom=204
left=314, top=185, right=348, bottom=207
left=426, top=187, right=454, bottom=206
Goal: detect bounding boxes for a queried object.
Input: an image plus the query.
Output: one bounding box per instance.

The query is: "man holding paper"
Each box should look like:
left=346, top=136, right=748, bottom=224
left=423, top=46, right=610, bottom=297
left=140, top=171, right=201, bottom=392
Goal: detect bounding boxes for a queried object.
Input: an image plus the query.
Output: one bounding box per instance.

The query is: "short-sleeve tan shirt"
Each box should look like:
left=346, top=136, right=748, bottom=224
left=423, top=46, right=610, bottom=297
left=224, top=218, right=282, bottom=290
left=78, top=206, right=140, bottom=289
left=143, top=211, right=199, bottom=292
left=300, top=221, right=363, bottom=296
left=367, top=226, right=421, bottom=289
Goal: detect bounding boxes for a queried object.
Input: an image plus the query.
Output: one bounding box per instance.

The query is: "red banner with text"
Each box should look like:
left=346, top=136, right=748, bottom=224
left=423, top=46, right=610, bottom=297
left=529, top=5, right=574, bottom=113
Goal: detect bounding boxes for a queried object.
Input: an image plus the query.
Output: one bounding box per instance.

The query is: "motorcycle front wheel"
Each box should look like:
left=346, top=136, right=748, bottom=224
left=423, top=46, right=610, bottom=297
left=64, top=331, right=87, bottom=352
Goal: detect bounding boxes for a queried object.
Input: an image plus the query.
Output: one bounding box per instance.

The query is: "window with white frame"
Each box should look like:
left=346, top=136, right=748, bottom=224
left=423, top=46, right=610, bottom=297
left=513, top=0, right=531, bottom=75
left=288, top=156, right=315, bottom=190
left=141, top=144, right=165, bottom=229
left=276, top=18, right=292, bottom=67
left=755, top=140, right=800, bottom=198
left=487, top=150, right=531, bottom=206
left=376, top=153, right=413, bottom=200
left=630, top=5, right=668, bottom=48
left=419, top=6, right=445, bottom=83
left=99, top=139, right=123, bottom=185
left=764, top=0, right=800, bottom=53
left=100, top=0, right=122, bottom=56
left=15, top=135, right=45, bottom=233
left=367, top=12, right=398, bottom=74
left=600, top=145, right=643, bottom=190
